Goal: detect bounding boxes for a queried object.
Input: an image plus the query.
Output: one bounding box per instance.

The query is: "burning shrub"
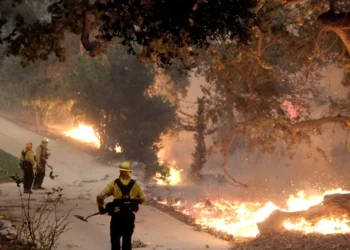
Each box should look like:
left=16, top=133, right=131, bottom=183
left=145, top=163, right=169, bottom=183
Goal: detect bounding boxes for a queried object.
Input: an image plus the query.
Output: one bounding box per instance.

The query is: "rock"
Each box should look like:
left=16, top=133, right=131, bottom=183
left=0, top=220, right=12, bottom=230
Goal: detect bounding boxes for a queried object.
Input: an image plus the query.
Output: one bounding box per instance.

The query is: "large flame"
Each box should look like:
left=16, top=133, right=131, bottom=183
left=64, top=124, right=122, bottom=153
left=156, top=189, right=350, bottom=237
left=153, top=160, right=183, bottom=186
left=65, top=124, right=101, bottom=147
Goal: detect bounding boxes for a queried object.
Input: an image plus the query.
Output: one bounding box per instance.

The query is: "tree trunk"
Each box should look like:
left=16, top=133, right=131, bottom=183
left=257, top=193, right=350, bottom=235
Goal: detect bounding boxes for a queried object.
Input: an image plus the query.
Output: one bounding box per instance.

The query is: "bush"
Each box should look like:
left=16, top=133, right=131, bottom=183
left=10, top=174, right=74, bottom=250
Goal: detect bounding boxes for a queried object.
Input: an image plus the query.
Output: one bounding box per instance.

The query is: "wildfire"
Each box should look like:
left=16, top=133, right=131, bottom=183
left=155, top=189, right=350, bottom=237
left=153, top=160, right=183, bottom=186
left=284, top=217, right=350, bottom=234
left=64, top=124, right=122, bottom=153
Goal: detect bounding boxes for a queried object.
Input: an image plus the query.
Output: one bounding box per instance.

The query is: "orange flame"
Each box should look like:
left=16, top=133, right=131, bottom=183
left=153, top=160, right=183, bottom=186
left=64, top=124, right=122, bottom=153
left=157, top=189, right=350, bottom=237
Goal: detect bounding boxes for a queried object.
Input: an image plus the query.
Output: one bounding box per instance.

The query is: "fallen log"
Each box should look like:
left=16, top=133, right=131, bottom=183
left=257, top=192, right=350, bottom=235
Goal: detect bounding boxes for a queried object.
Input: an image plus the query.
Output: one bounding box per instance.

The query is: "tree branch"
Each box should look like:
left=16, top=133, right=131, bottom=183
left=178, top=109, right=194, bottom=118
left=81, top=9, right=103, bottom=57
left=318, top=11, right=350, bottom=55
left=292, top=115, right=350, bottom=131
left=282, top=0, right=308, bottom=6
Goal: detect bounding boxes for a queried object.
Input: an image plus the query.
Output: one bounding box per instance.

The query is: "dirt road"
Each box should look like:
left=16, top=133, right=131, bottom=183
left=0, top=117, right=230, bottom=250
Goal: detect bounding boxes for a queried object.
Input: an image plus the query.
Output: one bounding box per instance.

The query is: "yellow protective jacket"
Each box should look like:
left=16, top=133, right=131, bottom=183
left=20, top=149, right=37, bottom=170
left=36, top=144, right=48, bottom=166
left=97, top=178, right=146, bottom=210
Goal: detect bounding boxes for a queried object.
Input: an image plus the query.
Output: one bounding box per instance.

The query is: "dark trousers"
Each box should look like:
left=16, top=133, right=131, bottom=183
left=23, top=167, right=34, bottom=191
left=33, top=164, right=45, bottom=188
left=110, top=212, right=135, bottom=250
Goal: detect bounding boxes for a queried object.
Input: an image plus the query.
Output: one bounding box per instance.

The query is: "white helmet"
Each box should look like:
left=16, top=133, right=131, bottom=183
left=42, top=138, right=49, bottom=143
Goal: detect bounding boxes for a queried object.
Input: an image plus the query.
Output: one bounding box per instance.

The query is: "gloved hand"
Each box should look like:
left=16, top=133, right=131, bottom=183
left=98, top=207, right=107, bottom=215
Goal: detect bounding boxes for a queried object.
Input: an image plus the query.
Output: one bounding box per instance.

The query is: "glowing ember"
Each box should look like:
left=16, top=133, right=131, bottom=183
left=64, top=124, right=122, bottom=153
left=155, top=189, right=350, bottom=237
left=154, top=160, right=183, bottom=186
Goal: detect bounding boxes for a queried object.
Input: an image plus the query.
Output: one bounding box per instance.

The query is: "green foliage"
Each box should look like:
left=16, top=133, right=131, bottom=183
left=0, top=0, right=257, bottom=66
left=190, top=98, right=207, bottom=180
left=0, top=149, right=20, bottom=182
left=64, top=46, right=177, bottom=163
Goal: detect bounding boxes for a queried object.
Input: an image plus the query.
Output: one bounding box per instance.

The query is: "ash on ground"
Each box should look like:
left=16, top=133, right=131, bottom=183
left=231, top=232, right=350, bottom=250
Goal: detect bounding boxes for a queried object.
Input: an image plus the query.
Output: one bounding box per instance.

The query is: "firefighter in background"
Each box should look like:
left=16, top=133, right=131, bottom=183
left=33, top=138, right=50, bottom=190
left=97, top=161, right=146, bottom=250
left=20, top=142, right=37, bottom=194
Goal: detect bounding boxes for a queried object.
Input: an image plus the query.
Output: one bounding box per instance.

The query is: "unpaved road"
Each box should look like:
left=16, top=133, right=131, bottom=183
left=0, top=117, right=230, bottom=250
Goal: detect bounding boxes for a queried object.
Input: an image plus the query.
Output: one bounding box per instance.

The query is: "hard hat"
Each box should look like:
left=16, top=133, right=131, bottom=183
left=119, top=161, right=131, bottom=172
left=41, top=138, right=49, bottom=143
left=25, top=142, right=32, bottom=148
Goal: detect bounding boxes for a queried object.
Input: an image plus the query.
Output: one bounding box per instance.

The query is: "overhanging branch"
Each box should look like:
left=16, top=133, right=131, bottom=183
left=81, top=9, right=103, bottom=57
left=292, top=115, right=350, bottom=131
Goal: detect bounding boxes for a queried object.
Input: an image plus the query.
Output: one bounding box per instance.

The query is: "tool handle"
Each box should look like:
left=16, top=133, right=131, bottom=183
left=85, top=212, right=100, bottom=220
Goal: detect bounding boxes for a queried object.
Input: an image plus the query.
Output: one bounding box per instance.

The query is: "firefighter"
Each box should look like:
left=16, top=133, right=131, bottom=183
left=19, top=142, right=37, bottom=194
left=97, top=161, right=146, bottom=250
left=33, top=138, right=50, bottom=190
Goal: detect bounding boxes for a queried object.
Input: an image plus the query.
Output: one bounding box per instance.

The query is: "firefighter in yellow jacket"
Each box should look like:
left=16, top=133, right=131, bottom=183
left=97, top=161, right=146, bottom=250
left=20, top=142, right=37, bottom=194
left=33, top=138, right=50, bottom=189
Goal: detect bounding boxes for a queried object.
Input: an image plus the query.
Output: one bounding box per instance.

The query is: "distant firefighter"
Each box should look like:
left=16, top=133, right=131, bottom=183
left=19, top=142, right=37, bottom=194
left=33, top=138, right=50, bottom=190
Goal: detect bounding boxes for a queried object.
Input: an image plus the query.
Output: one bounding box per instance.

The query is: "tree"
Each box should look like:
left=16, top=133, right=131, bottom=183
left=190, top=97, right=207, bottom=180
left=1, top=0, right=350, bottom=67
left=0, top=55, right=72, bottom=126
left=65, top=45, right=176, bottom=163
left=193, top=1, right=350, bottom=187
left=0, top=0, right=257, bottom=66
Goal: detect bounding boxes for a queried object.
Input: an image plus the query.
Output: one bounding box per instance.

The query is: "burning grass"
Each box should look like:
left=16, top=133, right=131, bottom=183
left=150, top=188, right=350, bottom=242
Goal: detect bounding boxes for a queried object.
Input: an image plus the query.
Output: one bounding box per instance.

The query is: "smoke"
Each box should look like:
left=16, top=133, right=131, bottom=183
left=157, top=66, right=350, bottom=204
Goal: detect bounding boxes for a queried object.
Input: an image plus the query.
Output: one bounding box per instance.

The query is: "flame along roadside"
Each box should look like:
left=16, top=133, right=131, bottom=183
left=153, top=189, right=350, bottom=238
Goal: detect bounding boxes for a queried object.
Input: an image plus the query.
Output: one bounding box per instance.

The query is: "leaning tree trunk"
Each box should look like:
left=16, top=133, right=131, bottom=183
left=257, top=193, right=350, bottom=235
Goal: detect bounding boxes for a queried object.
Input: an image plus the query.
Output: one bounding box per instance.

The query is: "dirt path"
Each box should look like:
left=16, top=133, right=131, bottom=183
left=0, top=117, right=230, bottom=250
